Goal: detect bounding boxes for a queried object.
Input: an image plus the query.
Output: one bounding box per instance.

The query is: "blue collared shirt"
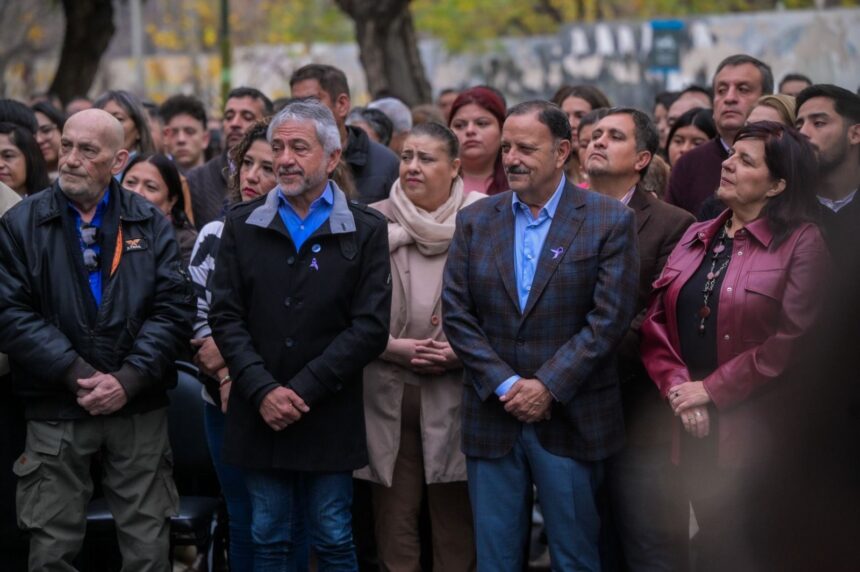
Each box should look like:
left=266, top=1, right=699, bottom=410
left=69, top=190, right=110, bottom=306
left=276, top=183, right=334, bottom=252
left=496, top=176, right=566, bottom=397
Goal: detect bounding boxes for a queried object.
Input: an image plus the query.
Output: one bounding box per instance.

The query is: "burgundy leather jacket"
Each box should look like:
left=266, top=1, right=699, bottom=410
left=640, top=210, right=830, bottom=466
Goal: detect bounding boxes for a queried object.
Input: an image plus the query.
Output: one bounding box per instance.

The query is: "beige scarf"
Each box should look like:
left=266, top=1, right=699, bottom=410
left=387, top=177, right=482, bottom=255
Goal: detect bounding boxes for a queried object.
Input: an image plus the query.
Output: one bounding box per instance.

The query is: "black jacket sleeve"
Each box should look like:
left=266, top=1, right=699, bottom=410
left=0, top=215, right=90, bottom=392
left=112, top=215, right=195, bottom=398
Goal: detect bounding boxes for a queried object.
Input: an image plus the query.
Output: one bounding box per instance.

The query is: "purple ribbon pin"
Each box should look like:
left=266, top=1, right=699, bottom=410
left=310, top=258, right=319, bottom=271
left=551, top=247, right=564, bottom=259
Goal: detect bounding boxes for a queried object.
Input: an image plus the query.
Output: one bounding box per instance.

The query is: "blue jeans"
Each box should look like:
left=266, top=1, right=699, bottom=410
left=245, top=468, right=357, bottom=572
left=203, top=401, right=255, bottom=571
left=467, top=424, right=603, bottom=572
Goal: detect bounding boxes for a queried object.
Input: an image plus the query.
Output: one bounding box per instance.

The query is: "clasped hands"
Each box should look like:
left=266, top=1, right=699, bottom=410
left=500, top=378, right=552, bottom=423
left=668, top=381, right=711, bottom=439
left=76, top=373, right=128, bottom=416
left=259, top=387, right=310, bottom=431
left=384, top=338, right=461, bottom=376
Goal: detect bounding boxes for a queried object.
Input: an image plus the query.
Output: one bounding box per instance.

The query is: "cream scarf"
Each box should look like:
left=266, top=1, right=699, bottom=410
left=387, top=176, right=482, bottom=255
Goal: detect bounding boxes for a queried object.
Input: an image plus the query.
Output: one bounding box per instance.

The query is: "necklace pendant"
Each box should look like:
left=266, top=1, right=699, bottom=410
left=706, top=271, right=715, bottom=280
left=698, top=305, right=711, bottom=319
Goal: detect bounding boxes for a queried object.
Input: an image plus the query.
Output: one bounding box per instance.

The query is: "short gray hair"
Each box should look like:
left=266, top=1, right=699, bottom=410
left=368, top=97, right=413, bottom=133
left=267, top=99, right=342, bottom=155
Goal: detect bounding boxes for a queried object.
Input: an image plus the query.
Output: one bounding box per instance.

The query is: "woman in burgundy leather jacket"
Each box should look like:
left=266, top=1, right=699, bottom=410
left=640, top=121, right=830, bottom=570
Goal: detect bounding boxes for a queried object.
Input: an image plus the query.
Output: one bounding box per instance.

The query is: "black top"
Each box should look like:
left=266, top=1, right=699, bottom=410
left=677, top=236, right=733, bottom=380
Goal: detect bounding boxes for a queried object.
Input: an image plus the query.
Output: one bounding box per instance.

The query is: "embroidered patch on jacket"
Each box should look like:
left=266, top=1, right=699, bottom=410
left=124, top=238, right=149, bottom=252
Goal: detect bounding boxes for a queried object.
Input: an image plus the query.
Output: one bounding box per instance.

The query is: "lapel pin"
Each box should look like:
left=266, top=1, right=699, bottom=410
left=311, top=244, right=321, bottom=253
left=310, top=258, right=319, bottom=271
left=551, top=247, right=564, bottom=259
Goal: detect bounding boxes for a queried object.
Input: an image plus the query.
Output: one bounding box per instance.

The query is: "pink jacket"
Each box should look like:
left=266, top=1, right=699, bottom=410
left=641, top=210, right=830, bottom=466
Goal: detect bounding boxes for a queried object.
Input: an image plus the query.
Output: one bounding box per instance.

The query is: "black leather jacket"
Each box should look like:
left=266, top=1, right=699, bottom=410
left=0, top=181, right=195, bottom=420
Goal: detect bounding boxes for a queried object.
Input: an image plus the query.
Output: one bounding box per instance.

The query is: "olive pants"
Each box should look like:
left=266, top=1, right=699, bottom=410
left=13, top=408, right=178, bottom=572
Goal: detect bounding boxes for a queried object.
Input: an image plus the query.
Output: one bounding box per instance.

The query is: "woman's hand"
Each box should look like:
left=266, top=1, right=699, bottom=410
left=191, top=336, right=227, bottom=378
left=382, top=338, right=440, bottom=374
left=413, top=340, right=461, bottom=372
left=669, top=381, right=711, bottom=415
left=679, top=404, right=710, bottom=438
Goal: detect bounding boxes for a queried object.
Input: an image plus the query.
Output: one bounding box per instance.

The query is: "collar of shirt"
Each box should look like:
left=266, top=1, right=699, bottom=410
left=277, top=182, right=334, bottom=218
left=67, top=187, right=110, bottom=306
left=511, top=175, right=566, bottom=221
left=620, top=185, right=637, bottom=205
left=818, top=189, right=858, bottom=213
left=276, top=182, right=335, bottom=252
left=719, top=138, right=731, bottom=154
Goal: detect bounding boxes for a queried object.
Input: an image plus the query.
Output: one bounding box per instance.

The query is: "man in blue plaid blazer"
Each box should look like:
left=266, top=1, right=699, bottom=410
left=442, top=101, right=639, bottom=571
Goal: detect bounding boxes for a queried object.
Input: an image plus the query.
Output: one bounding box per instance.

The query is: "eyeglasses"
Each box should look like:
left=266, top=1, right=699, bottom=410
left=80, top=223, right=100, bottom=272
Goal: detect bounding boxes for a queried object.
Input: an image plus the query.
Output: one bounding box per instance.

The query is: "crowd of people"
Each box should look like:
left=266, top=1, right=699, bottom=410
left=0, top=53, right=858, bottom=572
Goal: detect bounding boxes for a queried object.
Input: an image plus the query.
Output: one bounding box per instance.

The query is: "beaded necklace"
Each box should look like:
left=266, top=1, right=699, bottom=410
left=698, top=221, right=733, bottom=335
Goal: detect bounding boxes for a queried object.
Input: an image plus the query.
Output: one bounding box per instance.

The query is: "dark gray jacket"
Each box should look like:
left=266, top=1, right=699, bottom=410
left=344, top=125, right=399, bottom=204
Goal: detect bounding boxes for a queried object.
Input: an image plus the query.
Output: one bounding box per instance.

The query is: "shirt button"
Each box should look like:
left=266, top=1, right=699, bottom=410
left=723, top=334, right=731, bottom=341
left=430, top=315, right=440, bottom=326
left=698, top=232, right=706, bottom=240
left=287, top=256, right=295, bottom=265
left=726, top=287, right=733, bottom=293
left=300, top=225, right=304, bottom=230
left=285, top=338, right=295, bottom=348
left=737, top=251, right=743, bottom=256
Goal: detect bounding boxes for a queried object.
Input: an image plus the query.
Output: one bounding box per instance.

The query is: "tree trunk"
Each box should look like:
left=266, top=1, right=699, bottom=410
left=335, top=0, right=432, bottom=106
left=49, top=0, right=115, bottom=104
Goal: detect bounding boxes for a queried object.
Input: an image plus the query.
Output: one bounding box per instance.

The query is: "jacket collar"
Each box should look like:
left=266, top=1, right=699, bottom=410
left=682, top=208, right=774, bottom=249
left=245, top=181, right=355, bottom=235
left=35, top=179, right=154, bottom=225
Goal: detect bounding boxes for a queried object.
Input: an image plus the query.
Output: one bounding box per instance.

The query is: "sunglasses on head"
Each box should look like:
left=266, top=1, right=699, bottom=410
left=80, top=223, right=100, bottom=272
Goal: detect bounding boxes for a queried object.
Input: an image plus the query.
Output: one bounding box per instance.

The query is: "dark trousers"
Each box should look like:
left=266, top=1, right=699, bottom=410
left=605, top=444, right=689, bottom=572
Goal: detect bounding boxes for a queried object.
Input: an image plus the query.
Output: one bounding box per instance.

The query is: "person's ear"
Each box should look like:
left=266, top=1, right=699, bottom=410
left=847, top=122, right=860, bottom=146
left=326, top=148, right=343, bottom=176
left=766, top=178, right=787, bottom=198
left=634, top=151, right=652, bottom=174
left=112, top=149, right=130, bottom=176
left=555, top=138, right=572, bottom=169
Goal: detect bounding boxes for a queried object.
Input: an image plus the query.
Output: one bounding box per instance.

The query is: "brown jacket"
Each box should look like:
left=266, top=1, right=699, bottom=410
left=355, top=198, right=470, bottom=486
left=618, top=188, right=695, bottom=447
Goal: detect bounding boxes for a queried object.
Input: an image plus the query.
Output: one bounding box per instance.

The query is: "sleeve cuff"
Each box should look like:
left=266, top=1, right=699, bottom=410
left=63, top=357, right=98, bottom=394
left=495, top=375, right=520, bottom=397
left=113, top=363, right=146, bottom=400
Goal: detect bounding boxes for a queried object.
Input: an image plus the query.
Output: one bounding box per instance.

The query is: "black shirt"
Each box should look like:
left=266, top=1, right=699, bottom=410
left=677, top=236, right=733, bottom=380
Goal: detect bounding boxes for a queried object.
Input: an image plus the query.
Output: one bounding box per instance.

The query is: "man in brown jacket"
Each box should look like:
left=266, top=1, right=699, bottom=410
left=586, top=108, right=695, bottom=571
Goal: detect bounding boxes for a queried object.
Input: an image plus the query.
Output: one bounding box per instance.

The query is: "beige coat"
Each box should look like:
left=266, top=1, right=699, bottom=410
left=355, top=198, right=476, bottom=486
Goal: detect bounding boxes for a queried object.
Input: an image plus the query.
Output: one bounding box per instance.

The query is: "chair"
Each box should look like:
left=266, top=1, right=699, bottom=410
left=82, top=361, right=223, bottom=571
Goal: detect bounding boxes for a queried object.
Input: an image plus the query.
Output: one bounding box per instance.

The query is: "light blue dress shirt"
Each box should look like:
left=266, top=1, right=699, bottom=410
left=276, top=183, right=334, bottom=252
left=496, top=176, right=566, bottom=397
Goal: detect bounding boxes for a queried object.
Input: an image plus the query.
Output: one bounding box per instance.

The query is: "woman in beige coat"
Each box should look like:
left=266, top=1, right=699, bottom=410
left=356, top=122, right=483, bottom=571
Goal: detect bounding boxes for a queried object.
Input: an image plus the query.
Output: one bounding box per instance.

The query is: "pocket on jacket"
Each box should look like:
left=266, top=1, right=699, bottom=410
left=742, top=269, right=784, bottom=341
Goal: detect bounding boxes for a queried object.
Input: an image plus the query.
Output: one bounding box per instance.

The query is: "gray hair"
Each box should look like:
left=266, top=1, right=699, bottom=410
left=368, top=97, right=413, bottom=133
left=267, top=99, right=342, bottom=155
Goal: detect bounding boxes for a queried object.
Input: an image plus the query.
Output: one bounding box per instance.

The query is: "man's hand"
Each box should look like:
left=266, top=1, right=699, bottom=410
left=76, top=373, right=128, bottom=416
left=500, top=378, right=552, bottom=423
left=217, top=367, right=232, bottom=414
left=259, top=386, right=310, bottom=431
left=412, top=340, right=461, bottom=373
left=191, top=336, right=227, bottom=378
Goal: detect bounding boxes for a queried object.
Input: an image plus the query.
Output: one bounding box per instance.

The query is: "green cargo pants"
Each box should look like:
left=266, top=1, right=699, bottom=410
left=13, top=407, right=178, bottom=572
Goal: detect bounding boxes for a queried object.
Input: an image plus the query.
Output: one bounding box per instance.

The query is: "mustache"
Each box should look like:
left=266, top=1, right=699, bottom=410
left=277, top=167, right=304, bottom=177
left=506, top=166, right=529, bottom=175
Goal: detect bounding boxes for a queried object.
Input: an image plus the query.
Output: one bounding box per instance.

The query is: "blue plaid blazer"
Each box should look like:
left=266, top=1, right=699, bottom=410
left=442, top=182, right=639, bottom=461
